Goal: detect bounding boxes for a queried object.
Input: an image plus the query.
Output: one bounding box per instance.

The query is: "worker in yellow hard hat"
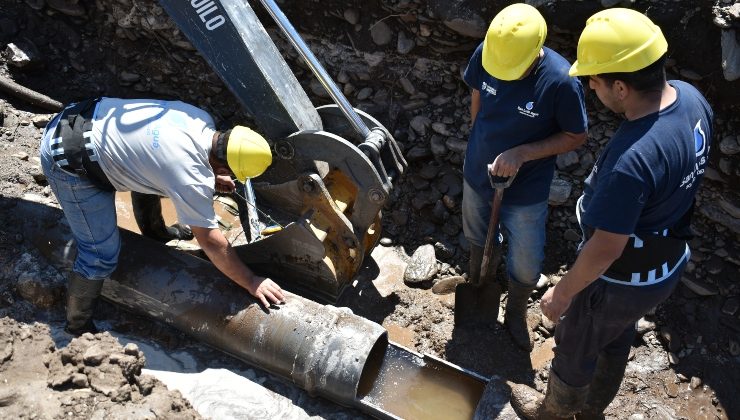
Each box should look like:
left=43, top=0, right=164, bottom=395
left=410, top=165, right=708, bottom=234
left=508, top=9, right=713, bottom=419
left=39, top=97, right=284, bottom=336
left=459, top=3, right=587, bottom=349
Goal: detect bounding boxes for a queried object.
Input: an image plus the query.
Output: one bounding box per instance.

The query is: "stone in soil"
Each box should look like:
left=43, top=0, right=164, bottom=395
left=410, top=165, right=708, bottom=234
left=404, top=244, right=438, bottom=285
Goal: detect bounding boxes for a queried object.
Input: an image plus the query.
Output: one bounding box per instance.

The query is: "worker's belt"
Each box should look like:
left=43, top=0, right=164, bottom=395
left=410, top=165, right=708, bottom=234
left=576, top=196, right=690, bottom=287
left=49, top=98, right=115, bottom=192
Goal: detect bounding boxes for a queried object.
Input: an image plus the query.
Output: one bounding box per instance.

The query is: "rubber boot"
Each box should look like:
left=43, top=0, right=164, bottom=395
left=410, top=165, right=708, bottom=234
left=510, top=369, right=589, bottom=420
left=65, top=272, right=104, bottom=336
left=575, top=353, right=629, bottom=419
left=131, top=191, right=193, bottom=242
left=505, top=279, right=535, bottom=350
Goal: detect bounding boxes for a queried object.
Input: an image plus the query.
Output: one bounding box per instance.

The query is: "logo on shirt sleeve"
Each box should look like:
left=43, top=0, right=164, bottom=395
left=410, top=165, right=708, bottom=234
left=517, top=101, right=539, bottom=118
left=481, top=81, right=497, bottom=96
left=694, top=119, right=706, bottom=157
left=680, top=119, right=710, bottom=190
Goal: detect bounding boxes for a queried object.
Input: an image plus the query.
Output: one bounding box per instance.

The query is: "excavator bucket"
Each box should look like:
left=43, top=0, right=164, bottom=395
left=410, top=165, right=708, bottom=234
left=156, top=0, right=406, bottom=302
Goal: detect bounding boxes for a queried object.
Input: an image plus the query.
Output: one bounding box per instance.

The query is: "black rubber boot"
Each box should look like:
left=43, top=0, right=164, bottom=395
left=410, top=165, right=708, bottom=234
left=576, top=353, right=629, bottom=419
left=131, top=191, right=193, bottom=242
left=510, top=369, right=590, bottom=420
left=65, top=272, right=104, bottom=336
left=505, top=279, right=535, bottom=351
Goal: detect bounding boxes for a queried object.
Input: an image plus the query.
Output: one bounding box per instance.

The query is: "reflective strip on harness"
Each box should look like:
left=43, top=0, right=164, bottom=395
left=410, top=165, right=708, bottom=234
left=51, top=98, right=115, bottom=192
left=576, top=195, right=689, bottom=287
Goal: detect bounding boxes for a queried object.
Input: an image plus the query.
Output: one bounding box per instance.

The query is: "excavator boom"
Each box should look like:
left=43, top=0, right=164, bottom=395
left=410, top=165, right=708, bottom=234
left=157, top=0, right=407, bottom=302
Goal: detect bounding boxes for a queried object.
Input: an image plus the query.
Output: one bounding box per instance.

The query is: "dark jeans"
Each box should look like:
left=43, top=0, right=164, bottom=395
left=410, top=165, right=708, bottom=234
left=551, top=269, right=682, bottom=387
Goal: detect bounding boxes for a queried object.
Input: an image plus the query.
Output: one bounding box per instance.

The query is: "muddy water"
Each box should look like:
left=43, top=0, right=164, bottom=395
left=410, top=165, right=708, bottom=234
left=114, top=192, right=244, bottom=245
left=358, top=344, right=485, bottom=420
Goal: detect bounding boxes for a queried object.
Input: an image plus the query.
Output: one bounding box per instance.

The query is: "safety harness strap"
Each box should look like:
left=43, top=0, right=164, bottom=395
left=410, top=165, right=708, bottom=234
left=51, top=99, right=115, bottom=192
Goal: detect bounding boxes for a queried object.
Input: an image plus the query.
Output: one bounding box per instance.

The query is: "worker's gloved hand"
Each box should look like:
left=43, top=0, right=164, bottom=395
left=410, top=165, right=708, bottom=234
left=165, top=223, right=194, bottom=241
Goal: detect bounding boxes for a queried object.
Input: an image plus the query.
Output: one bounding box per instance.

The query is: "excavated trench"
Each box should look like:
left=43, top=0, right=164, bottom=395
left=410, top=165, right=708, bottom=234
left=0, top=0, right=739, bottom=419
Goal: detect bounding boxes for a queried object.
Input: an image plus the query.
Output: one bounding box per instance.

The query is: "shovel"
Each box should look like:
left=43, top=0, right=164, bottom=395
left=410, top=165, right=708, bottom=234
left=454, top=170, right=515, bottom=327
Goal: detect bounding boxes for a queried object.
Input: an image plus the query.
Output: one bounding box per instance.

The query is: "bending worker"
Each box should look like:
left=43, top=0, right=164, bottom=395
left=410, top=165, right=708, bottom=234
left=40, top=97, right=286, bottom=336
left=510, top=9, right=713, bottom=419
left=462, top=3, right=587, bottom=349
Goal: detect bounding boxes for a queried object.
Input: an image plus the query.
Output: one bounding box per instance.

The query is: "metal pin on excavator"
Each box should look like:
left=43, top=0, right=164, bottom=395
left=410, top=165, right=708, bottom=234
left=158, top=0, right=407, bottom=302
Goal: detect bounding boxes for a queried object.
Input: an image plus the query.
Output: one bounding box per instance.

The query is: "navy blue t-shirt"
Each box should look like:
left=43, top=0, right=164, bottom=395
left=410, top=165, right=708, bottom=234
left=581, top=80, right=713, bottom=235
left=463, top=44, right=587, bottom=205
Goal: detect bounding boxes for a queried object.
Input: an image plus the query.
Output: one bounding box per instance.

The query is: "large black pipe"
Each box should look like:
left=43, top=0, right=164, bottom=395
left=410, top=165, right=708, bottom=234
left=34, top=222, right=386, bottom=407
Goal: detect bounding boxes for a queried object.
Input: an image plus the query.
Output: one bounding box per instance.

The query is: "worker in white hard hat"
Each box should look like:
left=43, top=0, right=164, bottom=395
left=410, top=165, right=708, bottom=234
left=39, top=97, right=284, bottom=336
left=460, top=3, right=587, bottom=349
left=509, top=9, right=713, bottom=419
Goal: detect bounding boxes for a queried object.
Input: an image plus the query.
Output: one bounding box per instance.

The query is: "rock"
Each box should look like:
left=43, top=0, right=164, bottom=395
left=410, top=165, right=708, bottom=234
left=431, top=122, right=449, bottom=136
left=719, top=135, right=740, bottom=155
left=680, top=276, right=719, bottom=296
left=441, top=173, right=462, bottom=197
left=432, top=200, right=449, bottom=222
left=71, top=372, right=88, bottom=388
left=689, top=376, right=702, bottom=389
left=729, top=339, right=740, bottom=356
left=698, top=203, right=740, bottom=235
left=540, top=314, right=555, bottom=332
left=445, top=137, right=467, bottom=154
left=309, top=79, right=330, bottom=98
left=721, top=30, right=740, bottom=81
left=663, top=379, right=679, bottom=398
left=119, top=71, right=141, bottom=84
left=397, top=31, right=415, bottom=55
left=379, top=237, right=393, bottom=246
left=564, top=229, right=581, bottom=242
left=668, top=352, right=679, bottom=365
left=431, top=276, right=465, bottom=295
left=370, top=20, right=393, bottom=46
left=356, top=87, right=373, bottom=101
left=556, top=151, right=579, bottom=170
left=548, top=178, right=572, bottom=206
left=363, top=52, right=385, bottom=67
left=399, top=77, right=415, bottom=95
left=406, top=145, right=432, bottom=162
left=32, top=114, right=53, bottom=127
left=430, top=135, right=447, bottom=157
left=47, top=0, right=86, bottom=16
left=636, top=318, right=656, bottom=335
left=410, top=115, right=431, bottom=136
left=718, top=194, right=740, bottom=219
left=12, top=152, right=29, bottom=161
left=83, top=344, right=109, bottom=366
left=434, top=241, right=455, bottom=259
left=535, top=274, right=549, bottom=289
left=6, top=41, right=40, bottom=68
left=343, top=8, right=359, bottom=25
left=403, top=244, right=438, bottom=284
left=721, top=297, right=739, bottom=316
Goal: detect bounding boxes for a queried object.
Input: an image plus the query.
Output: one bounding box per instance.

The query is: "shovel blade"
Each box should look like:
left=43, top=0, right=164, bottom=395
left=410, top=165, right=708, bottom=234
left=454, top=282, right=502, bottom=327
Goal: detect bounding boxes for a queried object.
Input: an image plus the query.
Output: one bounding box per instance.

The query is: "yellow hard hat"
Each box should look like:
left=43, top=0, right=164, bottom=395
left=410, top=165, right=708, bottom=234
left=482, top=3, right=547, bottom=81
left=569, top=8, right=668, bottom=77
left=226, top=126, right=272, bottom=180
